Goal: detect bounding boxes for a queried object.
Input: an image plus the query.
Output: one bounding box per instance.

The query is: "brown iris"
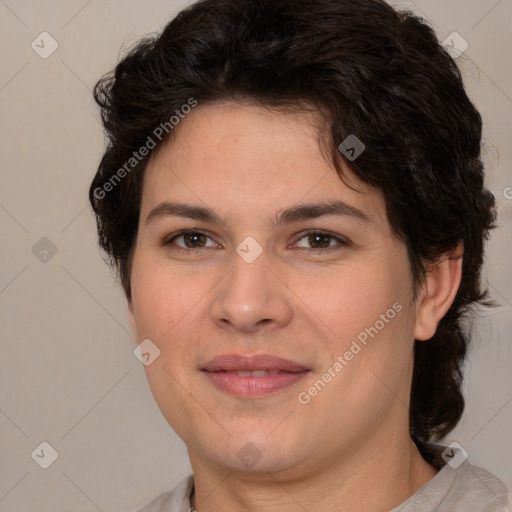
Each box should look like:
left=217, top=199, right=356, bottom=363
left=308, top=233, right=331, bottom=249
left=184, top=233, right=208, bottom=248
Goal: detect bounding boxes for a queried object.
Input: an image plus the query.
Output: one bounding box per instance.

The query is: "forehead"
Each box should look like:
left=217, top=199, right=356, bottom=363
left=141, top=101, right=388, bottom=228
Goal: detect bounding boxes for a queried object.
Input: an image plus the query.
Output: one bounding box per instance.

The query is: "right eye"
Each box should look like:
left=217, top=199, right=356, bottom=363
left=163, top=230, right=220, bottom=251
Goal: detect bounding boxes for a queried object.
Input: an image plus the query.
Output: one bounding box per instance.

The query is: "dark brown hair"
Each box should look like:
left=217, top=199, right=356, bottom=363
left=89, top=0, right=496, bottom=467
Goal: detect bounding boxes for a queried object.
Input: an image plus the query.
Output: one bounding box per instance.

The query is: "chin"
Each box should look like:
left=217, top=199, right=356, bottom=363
left=205, top=430, right=306, bottom=473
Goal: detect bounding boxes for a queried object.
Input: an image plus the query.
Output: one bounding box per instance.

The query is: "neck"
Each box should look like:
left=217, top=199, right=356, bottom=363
left=189, top=438, right=438, bottom=512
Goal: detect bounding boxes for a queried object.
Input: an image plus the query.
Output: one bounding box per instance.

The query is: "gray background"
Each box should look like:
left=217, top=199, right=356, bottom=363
left=0, top=1, right=511, bottom=510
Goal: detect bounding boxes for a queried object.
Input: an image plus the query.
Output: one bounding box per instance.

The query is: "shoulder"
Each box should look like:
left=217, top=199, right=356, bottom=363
left=446, top=462, right=510, bottom=511
left=394, top=459, right=509, bottom=512
left=134, top=474, right=194, bottom=512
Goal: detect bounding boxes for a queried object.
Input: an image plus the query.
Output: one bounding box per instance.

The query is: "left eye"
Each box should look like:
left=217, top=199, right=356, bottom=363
left=293, top=231, right=348, bottom=250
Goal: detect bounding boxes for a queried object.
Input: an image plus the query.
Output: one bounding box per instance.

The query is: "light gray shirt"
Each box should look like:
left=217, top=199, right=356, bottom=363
left=136, top=460, right=509, bottom=511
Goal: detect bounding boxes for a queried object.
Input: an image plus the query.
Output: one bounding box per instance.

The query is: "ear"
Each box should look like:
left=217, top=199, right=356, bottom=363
left=414, top=242, right=464, bottom=341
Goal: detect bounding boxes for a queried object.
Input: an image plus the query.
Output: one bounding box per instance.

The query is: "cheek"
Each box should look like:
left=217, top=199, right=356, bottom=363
left=129, top=256, right=206, bottom=434
left=294, top=261, right=407, bottom=338
left=297, top=257, right=416, bottom=387
left=130, top=253, right=204, bottom=339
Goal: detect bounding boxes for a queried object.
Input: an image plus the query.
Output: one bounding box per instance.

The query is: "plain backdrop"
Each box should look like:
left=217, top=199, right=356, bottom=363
left=0, top=1, right=511, bottom=510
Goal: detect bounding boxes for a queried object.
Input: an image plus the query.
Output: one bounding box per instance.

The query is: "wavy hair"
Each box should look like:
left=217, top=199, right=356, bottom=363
left=89, top=0, right=496, bottom=467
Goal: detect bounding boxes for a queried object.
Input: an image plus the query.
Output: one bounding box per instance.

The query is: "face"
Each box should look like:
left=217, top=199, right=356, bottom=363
left=128, top=101, right=422, bottom=478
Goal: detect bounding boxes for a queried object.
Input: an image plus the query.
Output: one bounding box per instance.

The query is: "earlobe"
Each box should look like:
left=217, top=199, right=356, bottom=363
left=414, top=242, right=464, bottom=341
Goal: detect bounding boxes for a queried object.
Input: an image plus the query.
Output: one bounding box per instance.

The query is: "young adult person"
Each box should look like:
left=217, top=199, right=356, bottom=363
left=89, top=0, right=509, bottom=510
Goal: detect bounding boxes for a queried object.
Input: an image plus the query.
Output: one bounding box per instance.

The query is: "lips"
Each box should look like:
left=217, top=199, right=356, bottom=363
left=201, top=354, right=310, bottom=397
left=224, top=369, right=280, bottom=376
left=202, top=354, right=309, bottom=373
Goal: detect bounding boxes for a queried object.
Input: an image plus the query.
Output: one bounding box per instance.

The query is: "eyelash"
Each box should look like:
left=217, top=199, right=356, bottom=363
left=162, top=229, right=350, bottom=253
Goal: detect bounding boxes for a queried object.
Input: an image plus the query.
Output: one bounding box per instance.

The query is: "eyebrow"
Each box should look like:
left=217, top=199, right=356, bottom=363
left=145, top=202, right=227, bottom=226
left=273, top=199, right=370, bottom=226
left=145, top=200, right=371, bottom=227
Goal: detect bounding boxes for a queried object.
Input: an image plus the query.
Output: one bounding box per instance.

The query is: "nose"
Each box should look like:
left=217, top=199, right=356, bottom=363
left=210, top=251, right=293, bottom=334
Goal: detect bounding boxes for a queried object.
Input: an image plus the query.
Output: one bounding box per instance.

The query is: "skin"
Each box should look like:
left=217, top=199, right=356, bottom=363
left=128, top=101, right=462, bottom=512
